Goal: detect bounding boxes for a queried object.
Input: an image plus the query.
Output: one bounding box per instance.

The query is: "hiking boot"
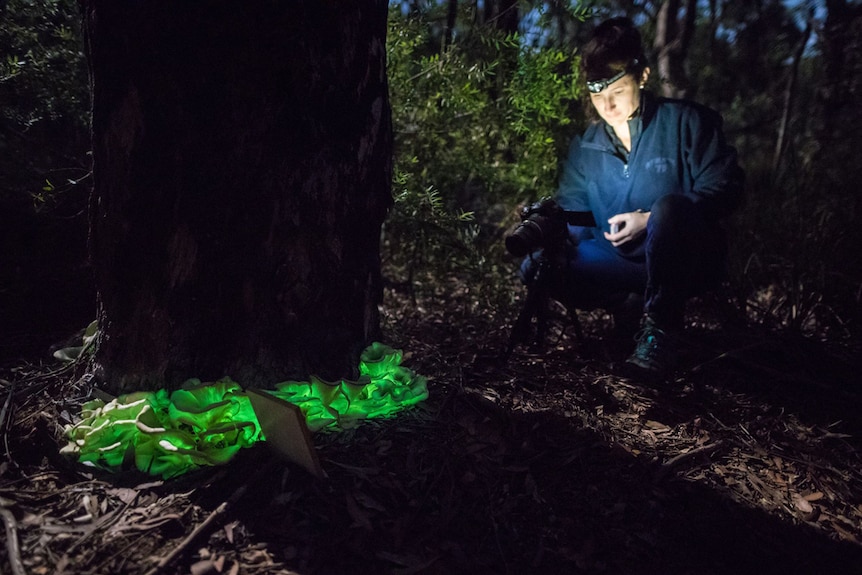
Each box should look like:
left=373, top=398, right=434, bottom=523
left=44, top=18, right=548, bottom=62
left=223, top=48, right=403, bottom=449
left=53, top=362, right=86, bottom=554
left=626, top=315, right=676, bottom=375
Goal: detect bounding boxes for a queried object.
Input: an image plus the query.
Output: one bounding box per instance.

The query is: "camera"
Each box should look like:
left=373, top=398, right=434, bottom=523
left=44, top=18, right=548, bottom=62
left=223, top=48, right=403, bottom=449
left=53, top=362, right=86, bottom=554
left=505, top=197, right=569, bottom=257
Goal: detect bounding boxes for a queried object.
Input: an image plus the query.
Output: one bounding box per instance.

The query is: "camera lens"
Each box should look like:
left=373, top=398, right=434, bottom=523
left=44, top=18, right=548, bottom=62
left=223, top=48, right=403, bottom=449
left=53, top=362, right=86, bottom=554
left=505, top=219, right=543, bottom=257
left=505, top=234, right=531, bottom=257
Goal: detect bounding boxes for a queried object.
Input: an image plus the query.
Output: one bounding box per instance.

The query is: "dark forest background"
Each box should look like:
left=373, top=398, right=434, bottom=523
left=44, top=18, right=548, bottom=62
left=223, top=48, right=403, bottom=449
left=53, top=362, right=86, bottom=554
left=2, top=0, right=861, bottom=363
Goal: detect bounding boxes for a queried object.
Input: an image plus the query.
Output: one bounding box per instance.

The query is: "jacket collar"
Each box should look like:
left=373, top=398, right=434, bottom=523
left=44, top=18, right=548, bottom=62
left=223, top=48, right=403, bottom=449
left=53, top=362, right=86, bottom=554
left=584, top=90, right=658, bottom=151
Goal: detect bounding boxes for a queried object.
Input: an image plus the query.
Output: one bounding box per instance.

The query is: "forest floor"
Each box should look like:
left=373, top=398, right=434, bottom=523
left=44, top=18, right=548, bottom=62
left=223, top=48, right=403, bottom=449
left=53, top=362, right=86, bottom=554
left=2, top=280, right=862, bottom=575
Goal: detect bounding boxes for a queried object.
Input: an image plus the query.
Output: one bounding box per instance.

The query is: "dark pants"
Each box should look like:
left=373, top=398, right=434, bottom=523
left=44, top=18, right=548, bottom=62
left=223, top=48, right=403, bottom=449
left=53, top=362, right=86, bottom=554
left=520, top=194, right=727, bottom=329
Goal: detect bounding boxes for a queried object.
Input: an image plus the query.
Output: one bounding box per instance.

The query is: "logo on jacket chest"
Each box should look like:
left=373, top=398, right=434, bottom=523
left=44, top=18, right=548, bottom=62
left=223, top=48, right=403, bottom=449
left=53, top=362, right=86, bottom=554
left=645, top=157, right=675, bottom=174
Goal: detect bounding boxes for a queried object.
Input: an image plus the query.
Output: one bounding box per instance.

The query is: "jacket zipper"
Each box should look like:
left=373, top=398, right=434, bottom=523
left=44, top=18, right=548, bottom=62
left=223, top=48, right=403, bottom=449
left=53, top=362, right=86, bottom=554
left=582, top=141, right=632, bottom=179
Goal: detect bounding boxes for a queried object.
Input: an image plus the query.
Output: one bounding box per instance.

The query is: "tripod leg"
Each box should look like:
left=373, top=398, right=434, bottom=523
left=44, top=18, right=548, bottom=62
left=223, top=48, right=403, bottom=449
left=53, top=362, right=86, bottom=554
left=501, top=257, right=559, bottom=362
left=502, top=285, right=540, bottom=362
left=534, top=286, right=550, bottom=348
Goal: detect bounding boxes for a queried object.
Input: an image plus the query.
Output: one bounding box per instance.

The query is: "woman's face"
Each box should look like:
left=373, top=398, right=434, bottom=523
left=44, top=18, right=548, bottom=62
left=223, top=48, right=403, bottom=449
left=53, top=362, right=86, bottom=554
left=589, top=69, right=649, bottom=129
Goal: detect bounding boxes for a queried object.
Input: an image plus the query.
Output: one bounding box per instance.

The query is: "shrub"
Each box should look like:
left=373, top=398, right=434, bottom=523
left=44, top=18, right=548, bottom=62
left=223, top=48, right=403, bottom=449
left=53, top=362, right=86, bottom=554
left=384, top=6, right=585, bottom=312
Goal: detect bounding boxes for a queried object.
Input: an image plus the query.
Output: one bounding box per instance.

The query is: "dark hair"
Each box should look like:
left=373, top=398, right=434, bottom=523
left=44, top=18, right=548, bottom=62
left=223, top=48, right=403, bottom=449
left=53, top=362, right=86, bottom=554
left=581, top=17, right=647, bottom=83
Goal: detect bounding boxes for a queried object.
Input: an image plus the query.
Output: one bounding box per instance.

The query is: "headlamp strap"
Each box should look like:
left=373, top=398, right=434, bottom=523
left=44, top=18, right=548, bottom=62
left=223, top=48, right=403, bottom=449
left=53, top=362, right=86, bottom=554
left=586, top=59, right=640, bottom=93
left=586, top=69, right=627, bottom=94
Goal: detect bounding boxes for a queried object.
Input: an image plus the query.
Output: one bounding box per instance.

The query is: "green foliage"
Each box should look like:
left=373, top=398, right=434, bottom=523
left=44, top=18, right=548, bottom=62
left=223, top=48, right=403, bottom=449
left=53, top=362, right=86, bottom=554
left=507, top=45, right=583, bottom=190
left=385, top=169, right=479, bottom=287
left=3, top=0, right=860, bottom=342
left=386, top=1, right=862, bottom=338
left=0, top=0, right=94, bottom=362
left=0, top=0, right=90, bottom=209
left=384, top=6, right=585, bottom=309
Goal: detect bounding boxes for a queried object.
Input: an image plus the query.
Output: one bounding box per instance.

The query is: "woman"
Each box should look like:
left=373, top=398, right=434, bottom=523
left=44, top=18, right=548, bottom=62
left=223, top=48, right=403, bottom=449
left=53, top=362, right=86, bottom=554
left=528, top=17, right=744, bottom=375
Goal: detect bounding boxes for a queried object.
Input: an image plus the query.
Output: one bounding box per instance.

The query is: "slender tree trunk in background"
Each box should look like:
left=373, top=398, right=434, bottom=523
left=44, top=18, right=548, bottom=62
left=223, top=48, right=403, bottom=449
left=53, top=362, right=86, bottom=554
left=481, top=0, right=519, bottom=119
left=82, top=0, right=392, bottom=394
left=818, top=0, right=862, bottom=141
left=707, top=0, right=719, bottom=58
left=444, top=0, right=458, bottom=50
left=772, top=17, right=812, bottom=176
left=484, top=0, right=519, bottom=34
left=654, top=0, right=697, bottom=98
left=813, top=0, right=862, bottom=247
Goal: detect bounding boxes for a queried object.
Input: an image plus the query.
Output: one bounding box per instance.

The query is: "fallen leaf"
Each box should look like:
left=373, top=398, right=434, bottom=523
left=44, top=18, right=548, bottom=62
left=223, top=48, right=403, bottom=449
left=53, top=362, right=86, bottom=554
left=190, top=559, right=217, bottom=575
left=106, top=487, right=139, bottom=505
left=792, top=494, right=813, bottom=513
left=344, top=493, right=373, bottom=530
left=224, top=521, right=236, bottom=544
left=241, top=548, right=272, bottom=565
left=354, top=491, right=387, bottom=513
left=828, top=520, right=861, bottom=545
left=644, top=420, right=670, bottom=432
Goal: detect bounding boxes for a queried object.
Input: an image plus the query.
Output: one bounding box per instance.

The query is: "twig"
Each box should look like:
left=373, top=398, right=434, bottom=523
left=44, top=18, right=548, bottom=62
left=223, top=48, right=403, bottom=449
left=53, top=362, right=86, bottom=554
left=142, top=493, right=245, bottom=575
left=654, top=441, right=725, bottom=482
left=1, top=498, right=26, bottom=575
left=142, top=459, right=276, bottom=575
left=1, top=381, right=17, bottom=470
left=662, top=441, right=725, bottom=468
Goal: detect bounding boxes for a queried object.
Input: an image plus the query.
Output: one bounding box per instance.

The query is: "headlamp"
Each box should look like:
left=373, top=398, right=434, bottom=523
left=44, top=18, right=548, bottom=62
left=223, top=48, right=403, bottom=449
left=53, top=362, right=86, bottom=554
left=586, top=69, right=627, bottom=94
left=586, top=59, right=640, bottom=94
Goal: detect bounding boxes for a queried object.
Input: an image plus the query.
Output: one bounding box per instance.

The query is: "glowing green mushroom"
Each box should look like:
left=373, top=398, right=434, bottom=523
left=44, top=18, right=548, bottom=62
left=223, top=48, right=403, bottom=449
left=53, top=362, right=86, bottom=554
left=62, top=342, right=429, bottom=479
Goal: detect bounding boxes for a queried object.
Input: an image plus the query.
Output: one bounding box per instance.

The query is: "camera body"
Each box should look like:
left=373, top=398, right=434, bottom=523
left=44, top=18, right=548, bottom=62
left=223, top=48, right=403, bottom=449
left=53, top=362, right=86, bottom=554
left=505, top=197, right=569, bottom=257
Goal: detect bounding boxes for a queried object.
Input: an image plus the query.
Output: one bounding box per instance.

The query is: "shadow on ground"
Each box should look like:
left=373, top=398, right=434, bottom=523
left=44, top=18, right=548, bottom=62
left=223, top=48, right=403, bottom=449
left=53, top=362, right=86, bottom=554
left=3, top=294, right=861, bottom=575
left=220, top=384, right=862, bottom=575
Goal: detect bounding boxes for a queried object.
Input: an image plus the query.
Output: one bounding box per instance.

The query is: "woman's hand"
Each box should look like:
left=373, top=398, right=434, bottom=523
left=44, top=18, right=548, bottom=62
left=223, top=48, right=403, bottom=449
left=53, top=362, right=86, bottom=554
left=604, top=210, right=650, bottom=247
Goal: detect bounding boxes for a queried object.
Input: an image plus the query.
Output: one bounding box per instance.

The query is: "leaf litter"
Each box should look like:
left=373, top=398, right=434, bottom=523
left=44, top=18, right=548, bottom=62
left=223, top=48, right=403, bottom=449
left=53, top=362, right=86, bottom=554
left=2, top=285, right=862, bottom=574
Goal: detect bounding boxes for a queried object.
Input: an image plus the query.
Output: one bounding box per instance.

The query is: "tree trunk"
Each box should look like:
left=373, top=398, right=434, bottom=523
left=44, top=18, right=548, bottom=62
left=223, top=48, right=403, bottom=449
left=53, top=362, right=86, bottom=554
left=444, top=0, right=458, bottom=50
left=483, top=0, right=519, bottom=34
left=772, top=16, right=812, bottom=176
left=653, top=0, right=697, bottom=98
left=82, top=0, right=393, bottom=394
left=481, top=0, right=519, bottom=106
left=819, top=0, right=862, bottom=140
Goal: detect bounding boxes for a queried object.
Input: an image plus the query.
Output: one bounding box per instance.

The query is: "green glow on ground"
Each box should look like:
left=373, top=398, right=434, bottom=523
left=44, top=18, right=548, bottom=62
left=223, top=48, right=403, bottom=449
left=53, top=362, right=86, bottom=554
left=62, top=343, right=428, bottom=478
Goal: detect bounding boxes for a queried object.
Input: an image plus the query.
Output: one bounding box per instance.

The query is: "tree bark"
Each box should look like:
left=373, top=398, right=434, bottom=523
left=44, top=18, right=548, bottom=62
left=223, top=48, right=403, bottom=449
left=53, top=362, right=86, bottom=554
left=82, top=0, right=393, bottom=393
left=654, top=0, right=697, bottom=98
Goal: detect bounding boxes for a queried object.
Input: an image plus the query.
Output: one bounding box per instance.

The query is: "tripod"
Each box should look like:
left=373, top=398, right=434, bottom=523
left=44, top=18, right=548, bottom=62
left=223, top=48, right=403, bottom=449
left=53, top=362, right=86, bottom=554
left=502, top=246, right=582, bottom=363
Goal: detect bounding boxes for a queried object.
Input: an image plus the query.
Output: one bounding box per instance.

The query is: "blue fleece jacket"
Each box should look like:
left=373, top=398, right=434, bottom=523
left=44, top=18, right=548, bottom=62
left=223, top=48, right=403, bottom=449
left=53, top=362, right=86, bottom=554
left=557, top=91, right=744, bottom=250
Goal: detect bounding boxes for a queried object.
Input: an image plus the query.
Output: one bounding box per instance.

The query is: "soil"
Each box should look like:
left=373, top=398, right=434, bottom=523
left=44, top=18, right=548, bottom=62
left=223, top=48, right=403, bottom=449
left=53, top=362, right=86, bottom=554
left=2, top=283, right=862, bottom=575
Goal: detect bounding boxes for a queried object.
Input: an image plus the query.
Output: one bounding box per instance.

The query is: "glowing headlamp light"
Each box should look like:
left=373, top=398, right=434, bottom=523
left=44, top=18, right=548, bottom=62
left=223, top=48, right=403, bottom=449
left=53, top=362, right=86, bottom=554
left=586, top=69, right=628, bottom=94
left=586, top=59, right=641, bottom=94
